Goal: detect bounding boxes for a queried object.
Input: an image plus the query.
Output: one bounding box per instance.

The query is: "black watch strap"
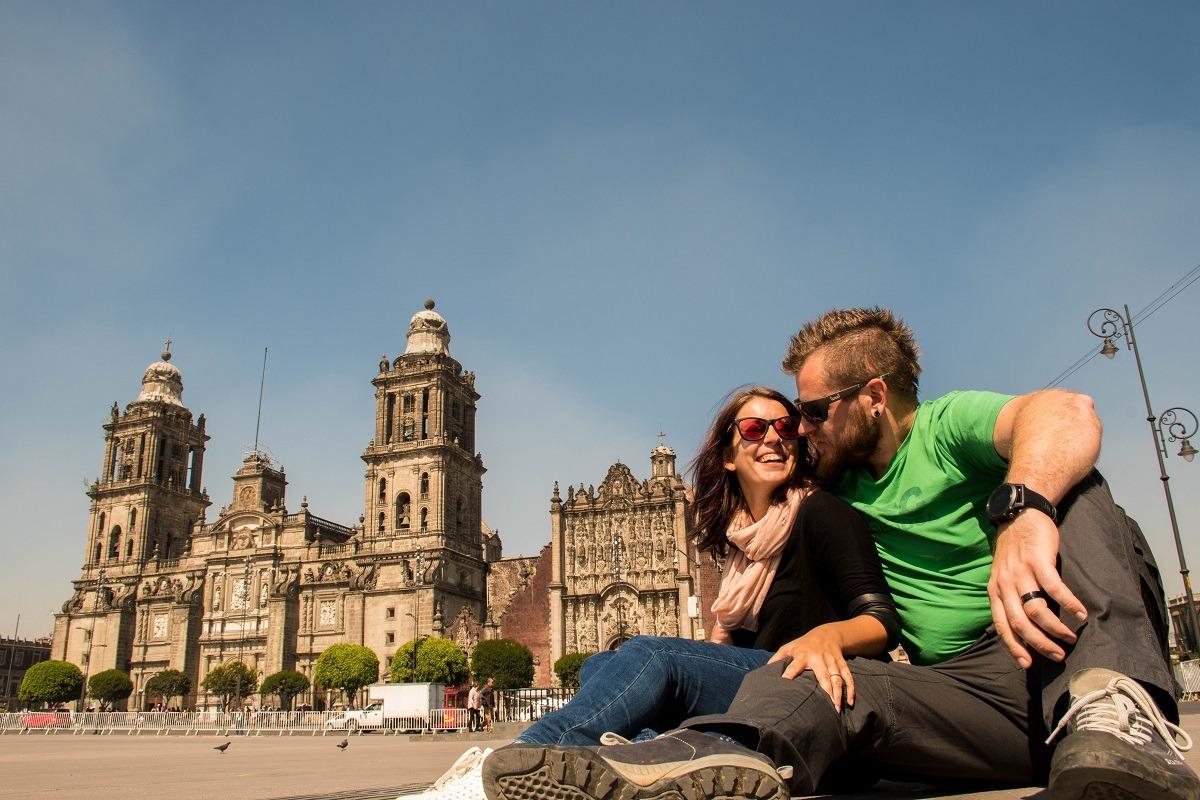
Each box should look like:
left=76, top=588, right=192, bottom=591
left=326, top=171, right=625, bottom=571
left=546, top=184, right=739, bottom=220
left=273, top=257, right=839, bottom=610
left=988, top=483, right=1057, bottom=526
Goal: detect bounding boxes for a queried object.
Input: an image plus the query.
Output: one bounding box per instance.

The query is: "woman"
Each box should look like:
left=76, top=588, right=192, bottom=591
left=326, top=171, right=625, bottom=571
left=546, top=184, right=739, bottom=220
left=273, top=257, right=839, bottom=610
left=413, top=387, right=899, bottom=800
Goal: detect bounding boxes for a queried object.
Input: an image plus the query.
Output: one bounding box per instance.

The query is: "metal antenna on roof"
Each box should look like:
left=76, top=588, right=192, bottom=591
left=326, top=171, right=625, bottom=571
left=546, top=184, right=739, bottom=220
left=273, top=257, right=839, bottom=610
left=253, top=347, right=268, bottom=457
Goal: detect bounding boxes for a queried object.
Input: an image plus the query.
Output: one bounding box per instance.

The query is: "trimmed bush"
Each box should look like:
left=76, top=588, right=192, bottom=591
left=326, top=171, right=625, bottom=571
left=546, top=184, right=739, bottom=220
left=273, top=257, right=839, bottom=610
left=145, top=669, right=191, bottom=709
left=389, top=637, right=469, bottom=685
left=313, top=644, right=379, bottom=708
left=260, top=670, right=309, bottom=710
left=470, top=639, right=534, bottom=690
left=19, top=661, right=83, bottom=707
left=201, top=660, right=257, bottom=709
left=553, top=652, right=590, bottom=689
left=88, top=669, right=133, bottom=710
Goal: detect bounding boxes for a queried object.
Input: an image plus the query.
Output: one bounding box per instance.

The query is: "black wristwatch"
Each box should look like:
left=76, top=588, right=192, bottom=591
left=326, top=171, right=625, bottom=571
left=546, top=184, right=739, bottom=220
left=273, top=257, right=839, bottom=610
left=987, top=483, right=1058, bottom=526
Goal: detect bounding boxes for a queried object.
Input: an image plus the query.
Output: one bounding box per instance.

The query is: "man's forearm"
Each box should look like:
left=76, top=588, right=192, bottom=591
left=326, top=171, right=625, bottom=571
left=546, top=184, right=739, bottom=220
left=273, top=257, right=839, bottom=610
left=1000, top=390, right=1101, bottom=504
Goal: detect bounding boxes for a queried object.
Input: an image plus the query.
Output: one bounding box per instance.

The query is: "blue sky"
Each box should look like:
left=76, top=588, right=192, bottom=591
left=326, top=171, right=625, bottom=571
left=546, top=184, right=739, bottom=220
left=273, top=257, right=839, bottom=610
left=3, top=2, right=1199, bottom=638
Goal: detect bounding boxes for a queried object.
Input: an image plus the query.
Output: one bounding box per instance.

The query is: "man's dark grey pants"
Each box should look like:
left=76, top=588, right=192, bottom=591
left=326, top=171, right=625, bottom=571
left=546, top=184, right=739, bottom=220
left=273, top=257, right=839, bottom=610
left=682, top=472, right=1176, bottom=794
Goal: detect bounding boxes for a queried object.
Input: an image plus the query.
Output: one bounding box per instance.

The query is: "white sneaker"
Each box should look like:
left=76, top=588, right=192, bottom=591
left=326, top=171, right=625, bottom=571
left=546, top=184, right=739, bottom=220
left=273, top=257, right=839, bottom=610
left=401, top=746, right=492, bottom=800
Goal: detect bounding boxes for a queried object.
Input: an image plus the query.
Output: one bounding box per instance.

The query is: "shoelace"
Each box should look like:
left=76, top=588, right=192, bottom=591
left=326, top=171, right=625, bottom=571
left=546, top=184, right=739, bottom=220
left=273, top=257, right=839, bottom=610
left=429, top=747, right=490, bottom=790
left=1046, top=674, right=1193, bottom=759
left=599, top=732, right=632, bottom=745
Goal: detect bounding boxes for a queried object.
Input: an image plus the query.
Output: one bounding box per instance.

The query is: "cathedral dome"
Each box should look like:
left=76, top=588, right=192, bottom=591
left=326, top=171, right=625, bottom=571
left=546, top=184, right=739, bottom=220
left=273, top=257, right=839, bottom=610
left=135, top=346, right=184, bottom=406
left=404, top=298, right=451, bottom=356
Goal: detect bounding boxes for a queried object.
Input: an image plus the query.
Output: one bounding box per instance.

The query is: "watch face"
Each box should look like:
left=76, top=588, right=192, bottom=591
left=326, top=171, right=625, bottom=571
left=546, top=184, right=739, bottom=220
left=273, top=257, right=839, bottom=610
left=988, top=484, right=1018, bottom=522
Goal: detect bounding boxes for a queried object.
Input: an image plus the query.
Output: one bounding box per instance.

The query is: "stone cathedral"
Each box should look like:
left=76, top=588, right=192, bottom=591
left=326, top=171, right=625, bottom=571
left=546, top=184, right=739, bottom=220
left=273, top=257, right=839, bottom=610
left=52, top=300, right=715, bottom=706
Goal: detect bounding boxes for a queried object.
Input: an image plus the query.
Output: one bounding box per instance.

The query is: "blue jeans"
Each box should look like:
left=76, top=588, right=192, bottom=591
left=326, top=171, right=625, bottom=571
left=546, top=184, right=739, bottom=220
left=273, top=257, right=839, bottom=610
left=515, top=636, right=773, bottom=745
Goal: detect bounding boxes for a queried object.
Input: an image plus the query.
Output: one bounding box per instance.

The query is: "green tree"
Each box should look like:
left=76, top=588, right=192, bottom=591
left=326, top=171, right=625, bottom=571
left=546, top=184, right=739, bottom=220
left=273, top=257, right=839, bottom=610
left=87, top=669, right=133, bottom=711
left=201, top=660, right=258, bottom=710
left=313, top=644, right=379, bottom=708
left=389, top=637, right=469, bottom=685
left=144, top=669, right=192, bottom=709
left=553, top=652, right=589, bottom=689
left=471, top=639, right=534, bottom=690
left=18, top=661, right=83, bottom=707
left=260, top=670, right=310, bottom=710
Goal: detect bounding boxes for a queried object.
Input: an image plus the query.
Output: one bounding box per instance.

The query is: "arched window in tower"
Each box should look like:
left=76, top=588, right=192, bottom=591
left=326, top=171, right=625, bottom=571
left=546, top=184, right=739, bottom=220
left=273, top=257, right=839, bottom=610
left=110, top=439, right=122, bottom=483
left=377, top=512, right=385, bottom=533
left=419, top=473, right=429, bottom=499
left=420, top=507, right=428, bottom=531
left=155, top=439, right=167, bottom=484
left=129, top=507, right=137, bottom=533
left=402, top=419, right=414, bottom=442
left=109, top=526, right=122, bottom=560
left=385, top=394, right=395, bottom=445
left=396, top=493, right=411, bottom=530
left=186, top=447, right=198, bottom=490
left=403, top=393, right=415, bottom=413
left=456, top=498, right=463, bottom=532
left=378, top=478, right=387, bottom=505
left=94, top=541, right=102, bottom=564
left=97, top=512, right=106, bottom=538
left=126, top=538, right=134, bottom=559
left=421, top=389, right=430, bottom=439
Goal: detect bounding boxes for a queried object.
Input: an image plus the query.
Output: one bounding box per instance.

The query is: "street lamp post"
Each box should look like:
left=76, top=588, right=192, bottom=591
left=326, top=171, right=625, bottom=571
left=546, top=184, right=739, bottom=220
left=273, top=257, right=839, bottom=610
left=1088, top=304, right=1200, bottom=655
left=4, top=615, right=18, bottom=709
left=235, top=557, right=251, bottom=712
left=80, top=568, right=106, bottom=710
left=410, top=550, right=425, bottom=679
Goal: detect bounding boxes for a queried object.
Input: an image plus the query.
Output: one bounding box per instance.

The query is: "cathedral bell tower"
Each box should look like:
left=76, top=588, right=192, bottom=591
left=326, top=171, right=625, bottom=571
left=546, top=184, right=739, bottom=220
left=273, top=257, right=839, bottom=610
left=53, top=344, right=211, bottom=684
left=87, top=344, right=210, bottom=567
left=361, top=300, right=487, bottom=641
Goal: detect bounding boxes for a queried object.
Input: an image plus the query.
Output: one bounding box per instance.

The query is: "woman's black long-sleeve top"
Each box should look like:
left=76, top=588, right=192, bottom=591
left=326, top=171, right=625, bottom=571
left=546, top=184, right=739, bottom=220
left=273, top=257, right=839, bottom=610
left=729, top=489, right=900, bottom=653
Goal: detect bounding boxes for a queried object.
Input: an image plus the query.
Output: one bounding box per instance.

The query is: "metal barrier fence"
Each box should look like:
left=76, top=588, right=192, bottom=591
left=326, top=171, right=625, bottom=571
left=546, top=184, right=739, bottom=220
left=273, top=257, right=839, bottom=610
left=494, top=687, right=576, bottom=723
left=0, top=687, right=579, bottom=736
left=0, top=709, right=467, bottom=736
left=1176, top=658, right=1200, bottom=698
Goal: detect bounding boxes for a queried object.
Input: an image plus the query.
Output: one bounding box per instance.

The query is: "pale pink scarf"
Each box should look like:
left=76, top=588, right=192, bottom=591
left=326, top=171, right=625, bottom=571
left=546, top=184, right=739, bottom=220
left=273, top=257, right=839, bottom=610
left=711, top=488, right=803, bottom=635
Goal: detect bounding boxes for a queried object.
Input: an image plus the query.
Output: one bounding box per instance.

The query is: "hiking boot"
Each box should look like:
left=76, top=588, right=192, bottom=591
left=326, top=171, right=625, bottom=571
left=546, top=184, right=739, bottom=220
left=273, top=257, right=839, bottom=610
left=1047, top=668, right=1198, bottom=800
left=481, top=729, right=792, bottom=800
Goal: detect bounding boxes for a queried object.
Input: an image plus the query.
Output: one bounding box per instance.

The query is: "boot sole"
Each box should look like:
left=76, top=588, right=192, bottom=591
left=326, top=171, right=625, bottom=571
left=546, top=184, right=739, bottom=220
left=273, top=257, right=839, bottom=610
left=1050, top=732, right=1199, bottom=800
left=482, top=745, right=788, bottom=800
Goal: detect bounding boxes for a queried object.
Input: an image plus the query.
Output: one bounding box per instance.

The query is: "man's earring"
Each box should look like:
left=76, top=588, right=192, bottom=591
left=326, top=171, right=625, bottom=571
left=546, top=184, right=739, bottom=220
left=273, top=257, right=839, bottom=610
left=873, top=409, right=881, bottom=418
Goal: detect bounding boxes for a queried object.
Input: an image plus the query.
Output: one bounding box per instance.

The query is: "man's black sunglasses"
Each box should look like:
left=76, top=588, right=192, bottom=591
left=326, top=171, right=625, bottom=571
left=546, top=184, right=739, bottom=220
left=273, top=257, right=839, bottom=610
left=795, top=373, right=889, bottom=424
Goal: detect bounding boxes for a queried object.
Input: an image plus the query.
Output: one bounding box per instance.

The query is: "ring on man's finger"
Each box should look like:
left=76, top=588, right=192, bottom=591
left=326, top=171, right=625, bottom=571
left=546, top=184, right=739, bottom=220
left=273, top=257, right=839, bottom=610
left=1020, top=590, right=1048, bottom=605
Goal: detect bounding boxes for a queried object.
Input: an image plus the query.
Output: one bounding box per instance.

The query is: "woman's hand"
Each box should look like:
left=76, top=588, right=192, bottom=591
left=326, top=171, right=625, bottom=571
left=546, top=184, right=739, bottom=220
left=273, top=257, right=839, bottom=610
left=708, top=625, right=733, bottom=645
left=767, top=624, right=853, bottom=711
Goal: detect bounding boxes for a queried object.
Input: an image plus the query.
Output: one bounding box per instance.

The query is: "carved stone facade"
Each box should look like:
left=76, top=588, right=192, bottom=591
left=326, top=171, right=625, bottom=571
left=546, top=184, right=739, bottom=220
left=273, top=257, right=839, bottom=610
left=542, top=444, right=711, bottom=679
left=52, top=302, right=496, bottom=708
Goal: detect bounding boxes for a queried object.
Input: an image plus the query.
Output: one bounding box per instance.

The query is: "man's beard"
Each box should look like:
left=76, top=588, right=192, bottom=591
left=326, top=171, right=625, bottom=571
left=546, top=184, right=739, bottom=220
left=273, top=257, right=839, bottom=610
left=813, top=403, right=882, bottom=484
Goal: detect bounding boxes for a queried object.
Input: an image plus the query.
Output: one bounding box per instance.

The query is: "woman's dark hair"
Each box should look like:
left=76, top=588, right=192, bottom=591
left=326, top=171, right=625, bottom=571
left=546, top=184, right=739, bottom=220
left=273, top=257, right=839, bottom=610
left=687, top=386, right=813, bottom=559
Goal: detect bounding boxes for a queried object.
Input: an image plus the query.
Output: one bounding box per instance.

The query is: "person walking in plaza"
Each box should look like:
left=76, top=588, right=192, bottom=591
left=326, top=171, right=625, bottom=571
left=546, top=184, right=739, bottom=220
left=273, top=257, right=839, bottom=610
left=411, top=385, right=899, bottom=800
left=467, top=682, right=482, bottom=733
left=480, top=678, right=495, bottom=734
left=489, top=306, right=1197, bottom=800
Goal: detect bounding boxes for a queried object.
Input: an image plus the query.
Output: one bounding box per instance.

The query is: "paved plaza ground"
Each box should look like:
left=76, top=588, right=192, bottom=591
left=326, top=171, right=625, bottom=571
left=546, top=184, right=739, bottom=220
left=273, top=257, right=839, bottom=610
left=3, top=705, right=1198, bottom=800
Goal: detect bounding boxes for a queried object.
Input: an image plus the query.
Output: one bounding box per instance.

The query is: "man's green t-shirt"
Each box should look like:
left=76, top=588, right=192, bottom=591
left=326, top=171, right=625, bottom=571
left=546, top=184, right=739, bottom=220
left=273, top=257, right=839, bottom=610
left=834, top=390, right=1013, bottom=666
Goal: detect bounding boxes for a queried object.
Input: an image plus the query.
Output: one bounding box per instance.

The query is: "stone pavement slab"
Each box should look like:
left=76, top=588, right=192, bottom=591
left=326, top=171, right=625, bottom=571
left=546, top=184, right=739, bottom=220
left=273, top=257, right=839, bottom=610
left=1, top=704, right=1196, bottom=800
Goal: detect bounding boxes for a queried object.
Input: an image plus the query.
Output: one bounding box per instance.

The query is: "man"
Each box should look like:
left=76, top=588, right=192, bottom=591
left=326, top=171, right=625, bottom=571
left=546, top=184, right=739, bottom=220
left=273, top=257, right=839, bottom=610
left=483, top=307, right=1195, bottom=800
left=468, top=682, right=482, bottom=733
left=481, top=677, right=495, bottom=734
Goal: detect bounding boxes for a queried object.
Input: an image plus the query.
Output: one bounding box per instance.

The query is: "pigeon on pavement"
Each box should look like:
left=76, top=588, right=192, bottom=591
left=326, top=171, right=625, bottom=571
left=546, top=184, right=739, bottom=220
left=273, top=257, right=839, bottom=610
left=214, top=742, right=231, bottom=753
left=337, top=738, right=349, bottom=750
